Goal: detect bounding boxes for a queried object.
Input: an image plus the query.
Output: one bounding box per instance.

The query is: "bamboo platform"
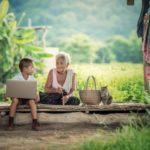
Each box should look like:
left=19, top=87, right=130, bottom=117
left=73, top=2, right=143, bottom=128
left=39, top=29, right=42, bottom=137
left=0, top=103, right=149, bottom=125
left=0, top=103, right=150, bottom=114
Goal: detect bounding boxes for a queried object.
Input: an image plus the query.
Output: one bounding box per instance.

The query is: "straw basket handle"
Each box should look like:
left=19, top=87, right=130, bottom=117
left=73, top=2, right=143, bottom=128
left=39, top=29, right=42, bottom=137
left=85, top=76, right=97, bottom=90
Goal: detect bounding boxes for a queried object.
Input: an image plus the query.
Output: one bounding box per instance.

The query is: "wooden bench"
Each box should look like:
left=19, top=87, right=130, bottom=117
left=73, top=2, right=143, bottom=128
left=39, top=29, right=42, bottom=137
left=0, top=103, right=149, bottom=125
left=0, top=103, right=150, bottom=114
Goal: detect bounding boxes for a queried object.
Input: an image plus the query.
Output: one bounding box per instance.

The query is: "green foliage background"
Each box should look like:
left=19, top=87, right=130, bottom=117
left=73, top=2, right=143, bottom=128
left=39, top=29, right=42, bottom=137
left=0, top=0, right=146, bottom=103
left=8, top=0, right=141, bottom=45
left=0, top=0, right=51, bottom=100
left=4, top=0, right=142, bottom=64
left=0, top=1, right=149, bottom=150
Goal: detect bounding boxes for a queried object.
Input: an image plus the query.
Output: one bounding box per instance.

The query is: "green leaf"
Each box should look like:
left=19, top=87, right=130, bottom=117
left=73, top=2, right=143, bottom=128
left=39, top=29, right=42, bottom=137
left=14, top=37, right=36, bottom=44
left=16, top=29, right=35, bottom=38
left=22, top=45, right=43, bottom=52
left=34, top=52, right=53, bottom=58
left=8, top=21, right=17, bottom=31
left=0, top=0, right=9, bottom=22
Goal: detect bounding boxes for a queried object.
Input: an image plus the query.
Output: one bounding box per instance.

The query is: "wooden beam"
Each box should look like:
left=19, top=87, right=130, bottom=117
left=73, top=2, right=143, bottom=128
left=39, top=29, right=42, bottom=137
left=17, top=26, right=51, bottom=30
left=127, top=0, right=134, bottom=5
left=0, top=103, right=150, bottom=114
left=0, top=112, right=145, bottom=125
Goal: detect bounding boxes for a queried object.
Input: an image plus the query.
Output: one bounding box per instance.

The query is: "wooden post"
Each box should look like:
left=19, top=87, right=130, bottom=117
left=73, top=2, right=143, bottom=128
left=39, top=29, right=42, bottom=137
left=28, top=18, right=39, bottom=46
left=127, top=0, right=134, bottom=5
left=42, top=26, right=48, bottom=49
left=28, top=18, right=32, bottom=28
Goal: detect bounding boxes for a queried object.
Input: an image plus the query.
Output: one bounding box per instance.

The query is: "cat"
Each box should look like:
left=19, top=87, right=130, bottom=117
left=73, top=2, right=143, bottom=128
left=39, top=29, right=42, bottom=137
left=100, top=86, right=112, bottom=105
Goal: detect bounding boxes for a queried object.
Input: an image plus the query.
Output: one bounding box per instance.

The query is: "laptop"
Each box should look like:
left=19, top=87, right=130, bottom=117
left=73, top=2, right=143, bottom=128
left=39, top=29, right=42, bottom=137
left=6, top=80, right=37, bottom=99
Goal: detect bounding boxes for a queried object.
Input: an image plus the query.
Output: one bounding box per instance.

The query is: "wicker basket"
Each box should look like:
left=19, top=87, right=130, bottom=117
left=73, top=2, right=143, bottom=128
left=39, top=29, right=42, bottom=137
left=79, top=76, right=101, bottom=105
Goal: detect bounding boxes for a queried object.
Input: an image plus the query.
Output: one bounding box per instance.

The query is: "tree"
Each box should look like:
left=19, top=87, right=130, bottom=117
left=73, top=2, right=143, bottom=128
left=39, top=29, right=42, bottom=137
left=95, top=33, right=142, bottom=63
left=95, top=44, right=115, bottom=63
left=59, top=33, right=99, bottom=63
left=0, top=0, right=51, bottom=83
left=108, top=35, right=131, bottom=62
left=110, top=34, right=142, bottom=63
left=8, top=0, right=140, bottom=45
left=128, top=32, right=142, bottom=63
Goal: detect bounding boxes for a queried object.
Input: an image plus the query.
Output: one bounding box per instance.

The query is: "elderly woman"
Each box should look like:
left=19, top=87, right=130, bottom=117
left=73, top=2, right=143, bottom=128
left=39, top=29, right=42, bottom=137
left=40, top=52, right=80, bottom=105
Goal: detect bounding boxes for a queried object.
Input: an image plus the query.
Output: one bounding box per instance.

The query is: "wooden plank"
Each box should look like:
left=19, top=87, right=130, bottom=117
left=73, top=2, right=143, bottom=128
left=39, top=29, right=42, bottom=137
left=17, top=26, right=51, bottom=30
left=0, top=112, right=145, bottom=125
left=127, top=0, right=134, bottom=5
left=0, top=103, right=150, bottom=113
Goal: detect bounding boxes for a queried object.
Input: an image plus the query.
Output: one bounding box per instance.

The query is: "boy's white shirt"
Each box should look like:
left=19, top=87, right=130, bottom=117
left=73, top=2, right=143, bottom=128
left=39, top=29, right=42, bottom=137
left=12, top=73, right=35, bottom=81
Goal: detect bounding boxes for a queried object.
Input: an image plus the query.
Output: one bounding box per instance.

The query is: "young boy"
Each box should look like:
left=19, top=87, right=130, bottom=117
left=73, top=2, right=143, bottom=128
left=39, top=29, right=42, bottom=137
left=7, top=58, right=40, bottom=131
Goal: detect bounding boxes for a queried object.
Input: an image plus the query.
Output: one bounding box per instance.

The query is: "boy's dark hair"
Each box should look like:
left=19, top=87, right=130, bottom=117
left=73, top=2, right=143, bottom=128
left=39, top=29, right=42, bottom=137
left=19, top=58, right=33, bottom=72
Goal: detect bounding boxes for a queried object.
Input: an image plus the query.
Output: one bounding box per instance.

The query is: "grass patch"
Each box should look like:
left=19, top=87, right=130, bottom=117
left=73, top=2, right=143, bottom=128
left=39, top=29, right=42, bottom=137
left=79, top=121, right=150, bottom=150
left=72, top=63, right=145, bottom=102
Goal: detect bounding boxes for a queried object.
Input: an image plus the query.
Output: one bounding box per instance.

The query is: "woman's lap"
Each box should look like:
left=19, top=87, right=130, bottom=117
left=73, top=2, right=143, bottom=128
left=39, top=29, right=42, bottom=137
left=39, top=92, right=80, bottom=105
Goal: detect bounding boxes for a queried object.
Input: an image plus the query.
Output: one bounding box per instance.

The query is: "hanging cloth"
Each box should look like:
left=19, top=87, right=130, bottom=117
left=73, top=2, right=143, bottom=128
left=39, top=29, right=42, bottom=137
left=143, top=13, right=150, bottom=80
left=137, top=0, right=150, bottom=38
left=142, top=14, right=150, bottom=64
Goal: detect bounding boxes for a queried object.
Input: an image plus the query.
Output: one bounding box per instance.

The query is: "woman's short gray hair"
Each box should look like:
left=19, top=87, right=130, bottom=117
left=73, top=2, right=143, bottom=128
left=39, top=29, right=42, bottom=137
left=56, top=52, right=71, bottom=65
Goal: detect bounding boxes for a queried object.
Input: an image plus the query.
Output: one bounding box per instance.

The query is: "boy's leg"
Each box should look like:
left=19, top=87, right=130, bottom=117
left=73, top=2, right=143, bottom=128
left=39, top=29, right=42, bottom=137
left=28, top=100, right=39, bottom=131
left=9, top=98, right=19, bottom=117
left=7, top=98, right=19, bottom=130
left=28, top=100, right=37, bottom=119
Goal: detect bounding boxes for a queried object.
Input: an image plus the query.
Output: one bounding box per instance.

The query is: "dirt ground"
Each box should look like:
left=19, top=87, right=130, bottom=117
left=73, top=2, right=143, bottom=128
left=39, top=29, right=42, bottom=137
left=0, top=122, right=118, bottom=150
left=0, top=108, right=144, bottom=150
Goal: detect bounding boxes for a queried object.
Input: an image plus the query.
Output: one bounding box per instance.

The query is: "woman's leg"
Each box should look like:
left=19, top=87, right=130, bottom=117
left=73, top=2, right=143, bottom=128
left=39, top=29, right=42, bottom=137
left=65, top=96, right=80, bottom=105
left=39, top=92, right=62, bottom=105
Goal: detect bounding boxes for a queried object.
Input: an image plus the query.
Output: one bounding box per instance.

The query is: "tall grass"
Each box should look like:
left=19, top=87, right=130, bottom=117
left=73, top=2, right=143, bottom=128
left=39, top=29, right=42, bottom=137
left=72, top=63, right=146, bottom=103
left=79, top=125, right=150, bottom=150
left=79, top=110, right=150, bottom=150
left=0, top=63, right=146, bottom=103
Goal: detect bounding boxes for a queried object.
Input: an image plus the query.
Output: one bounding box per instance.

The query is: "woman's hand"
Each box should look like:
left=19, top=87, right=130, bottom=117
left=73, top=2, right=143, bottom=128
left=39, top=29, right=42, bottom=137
left=56, top=87, right=63, bottom=94
left=62, top=95, right=69, bottom=105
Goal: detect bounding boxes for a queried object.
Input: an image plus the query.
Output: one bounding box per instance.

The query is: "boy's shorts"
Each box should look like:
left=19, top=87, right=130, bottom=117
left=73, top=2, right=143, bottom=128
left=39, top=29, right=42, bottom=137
left=19, top=99, right=36, bottom=105
left=11, top=98, right=36, bottom=105
left=19, top=98, right=30, bottom=105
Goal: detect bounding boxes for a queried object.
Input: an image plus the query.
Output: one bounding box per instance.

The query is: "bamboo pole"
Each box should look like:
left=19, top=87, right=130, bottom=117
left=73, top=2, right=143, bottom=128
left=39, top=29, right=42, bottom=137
left=0, top=103, right=150, bottom=114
